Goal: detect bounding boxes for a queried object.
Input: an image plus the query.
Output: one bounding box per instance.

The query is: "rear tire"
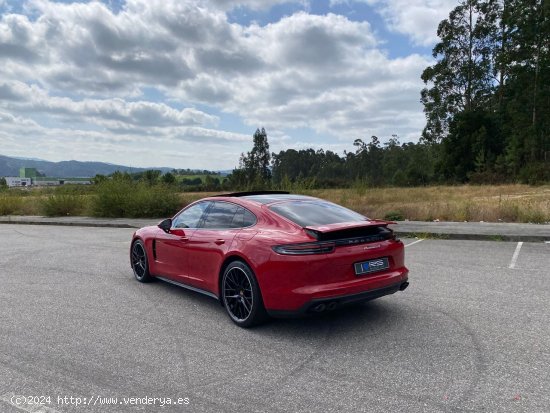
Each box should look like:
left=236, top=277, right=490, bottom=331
left=221, top=261, right=268, bottom=328
left=131, top=240, right=153, bottom=283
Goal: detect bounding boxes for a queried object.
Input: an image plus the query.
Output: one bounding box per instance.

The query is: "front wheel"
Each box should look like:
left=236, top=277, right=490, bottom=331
left=131, top=240, right=153, bottom=282
left=221, top=261, right=268, bottom=328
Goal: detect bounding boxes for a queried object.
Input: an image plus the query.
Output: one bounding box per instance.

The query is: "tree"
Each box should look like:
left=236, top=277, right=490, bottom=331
left=231, top=128, right=272, bottom=189
left=203, top=175, right=221, bottom=191
left=92, top=174, right=107, bottom=185
left=421, top=0, right=496, bottom=142
left=503, top=0, right=550, bottom=166
left=110, top=171, right=132, bottom=182
left=437, top=110, right=502, bottom=181
left=350, top=136, right=385, bottom=186
left=142, top=170, right=161, bottom=186
left=271, top=148, right=347, bottom=188
left=161, top=172, right=176, bottom=185
left=0, top=177, right=7, bottom=191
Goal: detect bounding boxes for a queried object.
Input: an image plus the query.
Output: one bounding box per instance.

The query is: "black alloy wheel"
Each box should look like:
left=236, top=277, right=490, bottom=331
left=222, top=261, right=267, bottom=327
left=131, top=240, right=152, bottom=282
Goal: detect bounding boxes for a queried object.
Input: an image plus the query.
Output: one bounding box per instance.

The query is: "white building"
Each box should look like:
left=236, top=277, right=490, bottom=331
left=5, top=177, right=32, bottom=187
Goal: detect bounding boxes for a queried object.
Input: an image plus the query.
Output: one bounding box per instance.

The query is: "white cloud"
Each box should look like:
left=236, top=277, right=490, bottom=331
left=175, top=12, right=429, bottom=138
left=0, top=81, right=219, bottom=129
left=372, top=0, right=456, bottom=46
left=0, top=0, right=435, bottom=169
left=331, top=0, right=456, bottom=46
left=208, top=0, right=305, bottom=11
left=0, top=110, right=253, bottom=169
left=0, top=109, right=40, bottom=127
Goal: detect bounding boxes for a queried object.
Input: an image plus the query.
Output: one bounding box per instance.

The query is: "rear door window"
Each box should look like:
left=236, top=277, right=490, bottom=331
left=200, top=201, right=242, bottom=229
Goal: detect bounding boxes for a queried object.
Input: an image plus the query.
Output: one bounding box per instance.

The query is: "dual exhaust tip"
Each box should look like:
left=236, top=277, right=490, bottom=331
left=312, top=281, right=409, bottom=313
left=312, top=302, right=338, bottom=313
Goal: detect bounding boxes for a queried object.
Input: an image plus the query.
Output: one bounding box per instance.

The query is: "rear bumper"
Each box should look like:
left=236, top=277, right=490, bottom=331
left=266, top=278, right=409, bottom=317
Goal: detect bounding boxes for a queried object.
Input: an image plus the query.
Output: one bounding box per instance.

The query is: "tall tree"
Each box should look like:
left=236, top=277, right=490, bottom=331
left=230, top=128, right=272, bottom=189
left=421, top=0, right=496, bottom=142
left=496, top=0, right=549, bottom=178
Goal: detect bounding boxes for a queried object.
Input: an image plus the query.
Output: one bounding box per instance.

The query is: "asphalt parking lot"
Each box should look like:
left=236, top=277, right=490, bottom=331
left=1, top=225, right=549, bottom=412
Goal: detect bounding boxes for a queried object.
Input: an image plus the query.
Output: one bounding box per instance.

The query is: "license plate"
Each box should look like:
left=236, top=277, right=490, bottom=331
left=354, top=257, right=389, bottom=275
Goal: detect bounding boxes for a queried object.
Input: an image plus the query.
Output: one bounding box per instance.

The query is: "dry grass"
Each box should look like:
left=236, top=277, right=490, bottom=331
left=1, top=184, right=549, bottom=223
left=175, top=185, right=550, bottom=223
left=305, top=184, right=550, bottom=223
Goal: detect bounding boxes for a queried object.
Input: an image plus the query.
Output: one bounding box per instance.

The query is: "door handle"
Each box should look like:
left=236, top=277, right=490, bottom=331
left=214, top=239, right=225, bottom=245
left=179, top=236, right=189, bottom=242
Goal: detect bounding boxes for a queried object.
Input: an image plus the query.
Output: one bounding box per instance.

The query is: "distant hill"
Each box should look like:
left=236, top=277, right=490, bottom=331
left=0, top=154, right=173, bottom=178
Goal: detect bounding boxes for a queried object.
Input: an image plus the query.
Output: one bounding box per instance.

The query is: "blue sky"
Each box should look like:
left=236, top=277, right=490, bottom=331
left=0, top=0, right=456, bottom=169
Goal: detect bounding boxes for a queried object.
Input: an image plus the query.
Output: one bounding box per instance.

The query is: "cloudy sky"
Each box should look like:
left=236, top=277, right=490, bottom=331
left=0, top=0, right=456, bottom=170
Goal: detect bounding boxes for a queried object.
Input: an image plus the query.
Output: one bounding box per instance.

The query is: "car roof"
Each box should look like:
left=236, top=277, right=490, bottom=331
left=209, top=191, right=318, bottom=206
left=241, top=194, right=318, bottom=205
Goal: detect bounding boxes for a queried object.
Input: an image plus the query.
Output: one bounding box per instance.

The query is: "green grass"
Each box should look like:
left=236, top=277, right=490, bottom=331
left=175, top=174, right=227, bottom=183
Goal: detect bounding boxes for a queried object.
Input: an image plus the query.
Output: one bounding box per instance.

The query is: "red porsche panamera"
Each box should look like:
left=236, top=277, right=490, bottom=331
left=130, top=191, right=409, bottom=327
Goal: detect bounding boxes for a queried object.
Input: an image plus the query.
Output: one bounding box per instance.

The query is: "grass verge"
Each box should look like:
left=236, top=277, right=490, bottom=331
left=0, top=184, right=549, bottom=223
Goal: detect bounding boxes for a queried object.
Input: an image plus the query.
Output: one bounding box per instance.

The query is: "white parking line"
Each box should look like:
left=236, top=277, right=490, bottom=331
left=509, top=242, right=523, bottom=269
left=405, top=239, right=425, bottom=248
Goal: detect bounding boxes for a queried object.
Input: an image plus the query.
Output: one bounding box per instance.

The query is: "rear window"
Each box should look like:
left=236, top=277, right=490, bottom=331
left=269, top=201, right=368, bottom=227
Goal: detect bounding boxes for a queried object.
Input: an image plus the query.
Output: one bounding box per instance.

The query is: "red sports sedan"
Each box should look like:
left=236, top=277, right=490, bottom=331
left=130, top=191, right=409, bottom=327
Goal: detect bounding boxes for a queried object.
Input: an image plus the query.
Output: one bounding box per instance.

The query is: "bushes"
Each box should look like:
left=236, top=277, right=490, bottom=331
left=93, top=178, right=181, bottom=218
left=41, top=195, right=86, bottom=216
left=0, top=196, right=23, bottom=215
left=125, top=184, right=181, bottom=217
left=1, top=179, right=181, bottom=218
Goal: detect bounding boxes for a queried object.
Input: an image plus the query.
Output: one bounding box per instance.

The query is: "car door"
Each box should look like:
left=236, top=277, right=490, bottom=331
left=185, top=201, right=245, bottom=293
left=154, top=201, right=211, bottom=283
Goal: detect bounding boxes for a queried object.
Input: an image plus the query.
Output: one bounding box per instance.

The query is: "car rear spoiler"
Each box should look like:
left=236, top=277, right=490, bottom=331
left=304, top=219, right=395, bottom=234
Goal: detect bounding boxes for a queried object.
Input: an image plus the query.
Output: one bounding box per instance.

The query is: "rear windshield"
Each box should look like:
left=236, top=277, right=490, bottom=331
left=269, top=201, right=368, bottom=227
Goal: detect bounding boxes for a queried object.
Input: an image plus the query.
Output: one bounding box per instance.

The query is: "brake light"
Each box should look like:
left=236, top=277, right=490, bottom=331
left=272, top=241, right=335, bottom=255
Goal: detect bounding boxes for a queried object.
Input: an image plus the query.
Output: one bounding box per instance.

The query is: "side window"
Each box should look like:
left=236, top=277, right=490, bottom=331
left=172, top=202, right=210, bottom=229
left=243, top=209, right=256, bottom=227
left=201, top=202, right=241, bottom=229
left=228, top=206, right=256, bottom=228
left=230, top=207, right=245, bottom=228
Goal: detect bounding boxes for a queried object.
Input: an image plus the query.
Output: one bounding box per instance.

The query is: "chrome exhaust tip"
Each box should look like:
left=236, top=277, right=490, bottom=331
left=313, top=303, right=326, bottom=312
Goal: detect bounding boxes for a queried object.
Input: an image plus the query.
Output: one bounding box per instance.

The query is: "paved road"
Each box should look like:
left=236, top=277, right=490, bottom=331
left=0, top=225, right=548, bottom=412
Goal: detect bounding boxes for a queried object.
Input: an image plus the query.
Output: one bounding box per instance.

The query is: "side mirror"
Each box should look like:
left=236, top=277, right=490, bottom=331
left=158, top=218, right=172, bottom=233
